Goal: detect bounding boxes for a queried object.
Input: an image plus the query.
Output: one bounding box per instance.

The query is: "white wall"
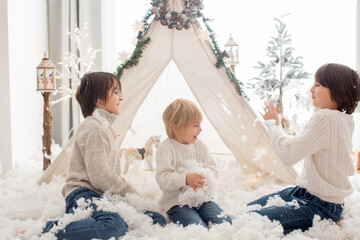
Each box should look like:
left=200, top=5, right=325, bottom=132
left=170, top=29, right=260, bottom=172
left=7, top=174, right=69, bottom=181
left=0, top=0, right=12, bottom=174
left=6, top=0, right=48, bottom=168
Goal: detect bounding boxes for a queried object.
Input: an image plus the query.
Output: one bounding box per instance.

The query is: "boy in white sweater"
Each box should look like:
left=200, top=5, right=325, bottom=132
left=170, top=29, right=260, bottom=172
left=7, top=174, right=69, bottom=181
left=42, top=72, right=165, bottom=239
left=155, top=99, right=232, bottom=227
left=248, top=63, right=360, bottom=234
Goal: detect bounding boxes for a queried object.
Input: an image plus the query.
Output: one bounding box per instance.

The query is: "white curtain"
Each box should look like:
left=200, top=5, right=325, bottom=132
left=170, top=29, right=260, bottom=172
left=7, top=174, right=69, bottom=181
left=0, top=0, right=12, bottom=174
left=354, top=0, right=360, bottom=153
left=48, top=0, right=116, bottom=147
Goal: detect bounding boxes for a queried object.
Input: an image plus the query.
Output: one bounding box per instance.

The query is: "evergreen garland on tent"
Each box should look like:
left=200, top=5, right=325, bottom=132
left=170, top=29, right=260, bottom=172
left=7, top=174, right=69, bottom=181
left=115, top=0, right=246, bottom=97
left=203, top=17, right=245, bottom=97
left=115, top=10, right=153, bottom=80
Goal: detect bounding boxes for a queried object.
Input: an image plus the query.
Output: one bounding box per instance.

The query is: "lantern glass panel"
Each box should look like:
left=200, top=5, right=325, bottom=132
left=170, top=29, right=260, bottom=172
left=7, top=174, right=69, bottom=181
left=37, top=68, right=45, bottom=90
left=45, top=68, right=55, bottom=90
left=225, top=46, right=239, bottom=65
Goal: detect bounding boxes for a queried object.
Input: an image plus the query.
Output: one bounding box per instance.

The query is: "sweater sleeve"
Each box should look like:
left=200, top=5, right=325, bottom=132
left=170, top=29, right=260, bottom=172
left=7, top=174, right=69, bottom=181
left=267, top=113, right=328, bottom=166
left=78, top=127, right=134, bottom=195
left=155, top=142, right=187, bottom=192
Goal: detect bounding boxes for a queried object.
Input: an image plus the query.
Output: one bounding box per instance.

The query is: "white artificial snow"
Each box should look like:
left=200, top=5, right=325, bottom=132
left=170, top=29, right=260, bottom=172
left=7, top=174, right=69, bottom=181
left=263, top=195, right=300, bottom=209
left=177, top=160, right=217, bottom=208
left=1, top=154, right=360, bottom=240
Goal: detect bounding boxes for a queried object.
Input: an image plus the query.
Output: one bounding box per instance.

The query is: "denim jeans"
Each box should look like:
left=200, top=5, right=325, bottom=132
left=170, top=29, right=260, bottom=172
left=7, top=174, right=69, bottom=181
left=43, top=188, right=166, bottom=239
left=167, top=201, right=232, bottom=227
left=247, top=186, right=343, bottom=234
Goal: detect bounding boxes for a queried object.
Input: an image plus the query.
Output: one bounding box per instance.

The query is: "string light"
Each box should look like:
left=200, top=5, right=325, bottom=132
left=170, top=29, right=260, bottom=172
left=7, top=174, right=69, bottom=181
left=52, top=23, right=100, bottom=107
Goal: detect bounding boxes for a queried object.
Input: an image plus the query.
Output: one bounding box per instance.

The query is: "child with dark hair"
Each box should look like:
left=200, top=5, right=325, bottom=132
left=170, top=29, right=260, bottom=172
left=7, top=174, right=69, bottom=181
left=247, top=63, right=360, bottom=234
left=42, top=72, right=165, bottom=239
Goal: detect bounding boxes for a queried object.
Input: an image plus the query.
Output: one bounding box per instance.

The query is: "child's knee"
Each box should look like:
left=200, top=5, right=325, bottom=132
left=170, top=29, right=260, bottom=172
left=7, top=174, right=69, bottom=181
left=169, top=213, right=206, bottom=227
left=144, top=211, right=166, bottom=227
left=154, top=215, right=166, bottom=227
left=102, top=214, right=128, bottom=238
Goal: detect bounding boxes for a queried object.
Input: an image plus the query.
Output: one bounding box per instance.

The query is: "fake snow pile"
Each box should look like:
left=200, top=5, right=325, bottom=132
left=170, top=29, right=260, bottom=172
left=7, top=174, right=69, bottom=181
left=1, top=152, right=360, bottom=240
left=177, top=159, right=217, bottom=208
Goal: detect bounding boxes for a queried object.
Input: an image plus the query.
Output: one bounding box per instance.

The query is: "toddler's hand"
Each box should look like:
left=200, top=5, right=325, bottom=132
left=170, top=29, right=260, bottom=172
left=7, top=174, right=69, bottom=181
left=186, top=173, right=204, bottom=192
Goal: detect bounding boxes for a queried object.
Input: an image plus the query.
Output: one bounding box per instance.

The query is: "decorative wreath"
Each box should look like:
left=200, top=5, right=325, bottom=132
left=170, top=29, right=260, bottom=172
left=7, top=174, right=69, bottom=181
left=115, top=0, right=245, bottom=97
left=151, top=0, right=204, bottom=30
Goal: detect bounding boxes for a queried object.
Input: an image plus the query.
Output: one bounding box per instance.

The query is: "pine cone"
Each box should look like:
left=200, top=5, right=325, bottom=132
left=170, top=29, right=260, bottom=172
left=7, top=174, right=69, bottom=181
left=171, top=14, right=181, bottom=23
left=222, top=51, right=230, bottom=58
left=159, top=7, right=168, bottom=16
left=137, top=31, right=143, bottom=39
left=160, top=18, right=168, bottom=26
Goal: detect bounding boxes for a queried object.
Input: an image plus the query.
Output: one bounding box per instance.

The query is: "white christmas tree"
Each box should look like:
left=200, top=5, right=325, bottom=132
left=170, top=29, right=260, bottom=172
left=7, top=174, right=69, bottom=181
left=247, top=15, right=310, bottom=130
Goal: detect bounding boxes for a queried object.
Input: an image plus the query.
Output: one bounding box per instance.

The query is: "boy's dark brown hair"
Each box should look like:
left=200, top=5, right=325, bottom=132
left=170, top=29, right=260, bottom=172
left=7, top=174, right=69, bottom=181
left=76, top=72, right=121, bottom=118
left=315, top=63, right=360, bottom=114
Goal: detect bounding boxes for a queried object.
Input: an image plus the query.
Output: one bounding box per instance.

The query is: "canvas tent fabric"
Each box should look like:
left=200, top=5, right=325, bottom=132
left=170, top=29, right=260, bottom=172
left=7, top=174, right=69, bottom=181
left=38, top=0, right=297, bottom=185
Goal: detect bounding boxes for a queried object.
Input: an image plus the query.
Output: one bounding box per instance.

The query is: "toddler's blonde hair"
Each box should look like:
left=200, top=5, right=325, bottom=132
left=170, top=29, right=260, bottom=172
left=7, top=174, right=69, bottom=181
left=162, top=99, right=203, bottom=138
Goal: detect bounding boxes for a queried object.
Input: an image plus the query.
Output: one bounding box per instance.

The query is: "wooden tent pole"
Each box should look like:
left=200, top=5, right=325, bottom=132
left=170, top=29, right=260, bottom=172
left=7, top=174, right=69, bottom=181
left=43, top=92, right=51, bottom=170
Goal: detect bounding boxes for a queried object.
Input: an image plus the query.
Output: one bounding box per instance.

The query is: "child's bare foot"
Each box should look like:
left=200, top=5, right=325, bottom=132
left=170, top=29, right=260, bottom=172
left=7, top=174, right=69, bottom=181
left=336, top=216, right=344, bottom=227
left=356, top=152, right=360, bottom=173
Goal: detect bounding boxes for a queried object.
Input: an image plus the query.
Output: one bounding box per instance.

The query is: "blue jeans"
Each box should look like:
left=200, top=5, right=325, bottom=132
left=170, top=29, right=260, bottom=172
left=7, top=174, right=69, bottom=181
left=43, top=188, right=166, bottom=239
left=247, top=186, right=343, bottom=234
left=167, top=201, right=232, bottom=227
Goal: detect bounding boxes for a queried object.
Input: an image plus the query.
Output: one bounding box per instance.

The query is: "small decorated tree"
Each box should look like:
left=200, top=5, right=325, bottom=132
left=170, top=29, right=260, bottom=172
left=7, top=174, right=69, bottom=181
left=247, top=15, right=310, bottom=130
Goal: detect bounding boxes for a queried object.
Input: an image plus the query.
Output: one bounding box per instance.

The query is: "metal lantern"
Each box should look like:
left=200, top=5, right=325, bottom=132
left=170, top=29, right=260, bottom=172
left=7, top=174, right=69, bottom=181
left=37, top=51, right=56, bottom=92
left=224, top=35, right=239, bottom=73
left=36, top=51, right=56, bottom=171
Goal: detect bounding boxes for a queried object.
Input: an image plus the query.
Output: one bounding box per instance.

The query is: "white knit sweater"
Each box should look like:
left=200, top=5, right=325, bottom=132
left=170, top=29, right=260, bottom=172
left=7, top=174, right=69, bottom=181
left=155, top=138, right=217, bottom=211
left=267, top=108, right=355, bottom=204
left=62, top=108, right=135, bottom=198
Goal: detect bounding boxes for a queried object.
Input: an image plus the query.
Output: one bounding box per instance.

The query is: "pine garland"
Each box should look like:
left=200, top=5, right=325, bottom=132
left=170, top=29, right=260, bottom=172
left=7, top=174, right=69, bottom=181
left=115, top=37, right=151, bottom=80
left=114, top=10, right=153, bottom=80
left=141, top=10, right=154, bottom=36
left=203, top=17, right=246, bottom=98
left=115, top=4, right=247, bottom=99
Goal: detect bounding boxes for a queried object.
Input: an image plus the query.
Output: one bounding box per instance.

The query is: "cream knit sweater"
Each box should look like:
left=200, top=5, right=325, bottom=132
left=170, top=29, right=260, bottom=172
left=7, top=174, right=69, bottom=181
left=267, top=109, right=355, bottom=204
left=155, top=138, right=217, bottom=212
left=62, top=108, right=135, bottom=198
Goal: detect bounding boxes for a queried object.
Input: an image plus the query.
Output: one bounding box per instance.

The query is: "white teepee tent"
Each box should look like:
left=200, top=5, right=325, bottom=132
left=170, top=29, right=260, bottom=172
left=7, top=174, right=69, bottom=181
left=39, top=0, right=297, bottom=185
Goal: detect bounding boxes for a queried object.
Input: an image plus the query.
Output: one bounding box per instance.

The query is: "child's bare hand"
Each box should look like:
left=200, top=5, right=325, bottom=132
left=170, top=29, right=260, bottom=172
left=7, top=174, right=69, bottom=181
left=186, top=174, right=204, bottom=192
left=261, top=102, right=279, bottom=126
